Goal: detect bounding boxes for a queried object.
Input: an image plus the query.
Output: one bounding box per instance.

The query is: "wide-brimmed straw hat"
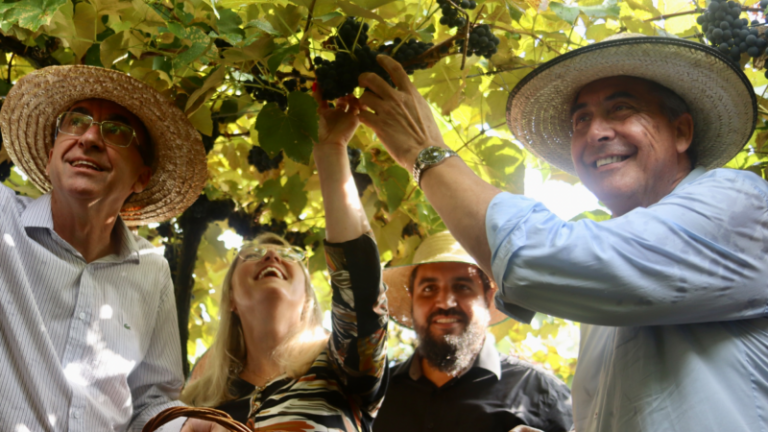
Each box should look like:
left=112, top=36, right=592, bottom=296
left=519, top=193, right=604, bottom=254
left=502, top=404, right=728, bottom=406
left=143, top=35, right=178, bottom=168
left=506, top=34, right=757, bottom=175
left=0, top=65, right=208, bottom=226
left=383, top=231, right=508, bottom=328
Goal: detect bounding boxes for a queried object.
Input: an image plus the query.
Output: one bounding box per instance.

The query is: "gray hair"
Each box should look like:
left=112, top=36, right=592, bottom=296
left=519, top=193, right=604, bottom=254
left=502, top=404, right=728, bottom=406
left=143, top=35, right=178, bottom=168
left=646, top=81, right=698, bottom=168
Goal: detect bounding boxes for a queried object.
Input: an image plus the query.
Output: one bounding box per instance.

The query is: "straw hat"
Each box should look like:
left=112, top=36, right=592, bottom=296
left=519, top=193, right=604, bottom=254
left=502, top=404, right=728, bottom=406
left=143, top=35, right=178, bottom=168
left=0, top=65, right=208, bottom=226
left=383, top=231, right=508, bottom=328
left=506, top=34, right=756, bottom=175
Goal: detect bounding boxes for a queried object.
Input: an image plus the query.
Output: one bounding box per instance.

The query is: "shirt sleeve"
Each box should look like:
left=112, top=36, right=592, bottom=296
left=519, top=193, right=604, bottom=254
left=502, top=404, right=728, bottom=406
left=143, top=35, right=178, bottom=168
left=127, top=261, right=185, bottom=431
left=324, top=231, right=389, bottom=418
left=486, top=169, right=768, bottom=326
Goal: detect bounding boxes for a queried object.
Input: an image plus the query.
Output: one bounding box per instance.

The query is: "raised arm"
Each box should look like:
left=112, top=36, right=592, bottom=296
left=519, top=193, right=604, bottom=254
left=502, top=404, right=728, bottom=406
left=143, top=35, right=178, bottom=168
left=313, top=90, right=370, bottom=244
left=313, top=88, right=388, bottom=416
left=356, top=55, right=501, bottom=276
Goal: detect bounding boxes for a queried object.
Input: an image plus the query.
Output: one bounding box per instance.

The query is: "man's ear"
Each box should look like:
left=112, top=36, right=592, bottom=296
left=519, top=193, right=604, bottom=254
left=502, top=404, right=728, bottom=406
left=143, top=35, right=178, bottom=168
left=674, top=112, right=694, bottom=155
left=131, top=167, right=152, bottom=194
left=484, top=283, right=496, bottom=307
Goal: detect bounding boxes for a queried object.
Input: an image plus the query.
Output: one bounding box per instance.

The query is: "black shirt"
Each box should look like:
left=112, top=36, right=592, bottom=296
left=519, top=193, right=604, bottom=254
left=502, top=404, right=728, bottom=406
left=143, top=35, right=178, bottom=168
left=375, top=337, right=573, bottom=432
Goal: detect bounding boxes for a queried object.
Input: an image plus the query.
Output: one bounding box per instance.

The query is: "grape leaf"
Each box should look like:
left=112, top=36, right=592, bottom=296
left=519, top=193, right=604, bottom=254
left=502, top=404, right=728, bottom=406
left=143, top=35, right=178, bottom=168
left=381, top=165, right=410, bottom=213
left=549, top=2, right=580, bottom=24
left=245, top=19, right=281, bottom=35
left=216, top=9, right=244, bottom=44
left=267, top=44, right=301, bottom=74
left=255, top=92, right=318, bottom=165
left=2, top=0, right=67, bottom=31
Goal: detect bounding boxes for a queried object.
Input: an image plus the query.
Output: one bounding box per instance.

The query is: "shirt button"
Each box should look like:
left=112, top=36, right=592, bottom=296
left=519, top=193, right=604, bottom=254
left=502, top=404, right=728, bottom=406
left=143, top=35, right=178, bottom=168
left=73, top=410, right=81, bottom=419
left=78, top=312, right=86, bottom=320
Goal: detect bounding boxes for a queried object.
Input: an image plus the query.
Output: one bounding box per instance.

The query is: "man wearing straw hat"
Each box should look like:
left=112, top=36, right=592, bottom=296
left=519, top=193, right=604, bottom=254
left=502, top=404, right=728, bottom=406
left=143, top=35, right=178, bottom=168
left=356, top=35, right=768, bottom=431
left=375, top=231, right=573, bottom=432
left=0, top=66, right=225, bottom=432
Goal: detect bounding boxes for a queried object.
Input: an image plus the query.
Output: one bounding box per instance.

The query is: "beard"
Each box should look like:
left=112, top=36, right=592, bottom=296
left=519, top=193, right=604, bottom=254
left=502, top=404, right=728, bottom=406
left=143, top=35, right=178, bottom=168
left=414, top=306, right=489, bottom=376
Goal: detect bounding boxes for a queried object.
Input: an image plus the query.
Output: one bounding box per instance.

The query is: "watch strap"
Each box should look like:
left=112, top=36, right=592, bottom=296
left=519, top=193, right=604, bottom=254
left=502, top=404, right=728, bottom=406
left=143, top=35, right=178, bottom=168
left=413, top=147, right=458, bottom=187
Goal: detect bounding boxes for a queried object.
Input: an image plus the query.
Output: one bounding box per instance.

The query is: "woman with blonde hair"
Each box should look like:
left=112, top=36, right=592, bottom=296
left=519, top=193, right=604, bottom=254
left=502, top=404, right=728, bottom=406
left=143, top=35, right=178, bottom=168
left=181, top=91, right=388, bottom=431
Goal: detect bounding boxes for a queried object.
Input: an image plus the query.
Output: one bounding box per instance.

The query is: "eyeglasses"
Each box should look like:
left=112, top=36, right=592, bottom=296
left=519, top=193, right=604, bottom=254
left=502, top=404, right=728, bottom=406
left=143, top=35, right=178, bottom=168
left=56, top=111, right=138, bottom=148
left=238, top=244, right=306, bottom=263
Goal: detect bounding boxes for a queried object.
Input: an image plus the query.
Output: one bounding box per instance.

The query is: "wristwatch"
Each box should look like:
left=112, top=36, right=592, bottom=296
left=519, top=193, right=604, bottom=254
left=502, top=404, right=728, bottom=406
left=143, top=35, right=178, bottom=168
left=412, top=146, right=459, bottom=187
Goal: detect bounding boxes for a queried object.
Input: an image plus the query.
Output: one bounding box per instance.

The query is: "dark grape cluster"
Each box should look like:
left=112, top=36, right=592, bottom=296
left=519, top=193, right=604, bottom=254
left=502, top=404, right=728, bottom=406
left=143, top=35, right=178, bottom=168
left=459, top=24, right=499, bottom=59
left=284, top=68, right=310, bottom=93
left=246, top=76, right=288, bottom=110
left=390, top=38, right=434, bottom=74
left=230, top=215, right=312, bottom=247
left=437, top=0, right=477, bottom=29
left=331, top=17, right=370, bottom=50
left=315, top=38, right=390, bottom=100
left=248, top=145, right=284, bottom=173
left=0, top=160, right=12, bottom=183
left=228, top=209, right=260, bottom=239
left=697, top=0, right=767, bottom=63
left=181, top=195, right=234, bottom=223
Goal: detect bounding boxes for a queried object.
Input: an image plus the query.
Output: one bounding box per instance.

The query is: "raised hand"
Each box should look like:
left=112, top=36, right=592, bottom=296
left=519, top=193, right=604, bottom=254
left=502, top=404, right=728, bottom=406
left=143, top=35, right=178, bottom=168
left=313, top=85, right=361, bottom=150
left=357, top=55, right=447, bottom=171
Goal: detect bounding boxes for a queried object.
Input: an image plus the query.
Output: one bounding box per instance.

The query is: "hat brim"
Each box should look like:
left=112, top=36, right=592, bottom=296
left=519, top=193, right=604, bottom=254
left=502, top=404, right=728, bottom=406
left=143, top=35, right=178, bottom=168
left=506, top=37, right=757, bottom=175
left=0, top=65, right=208, bottom=226
left=383, top=261, right=509, bottom=328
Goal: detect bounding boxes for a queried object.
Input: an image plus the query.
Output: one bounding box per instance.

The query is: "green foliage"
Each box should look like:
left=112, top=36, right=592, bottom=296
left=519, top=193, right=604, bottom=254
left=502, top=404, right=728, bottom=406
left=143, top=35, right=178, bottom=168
left=3, top=0, right=768, bottom=386
left=255, top=91, right=318, bottom=164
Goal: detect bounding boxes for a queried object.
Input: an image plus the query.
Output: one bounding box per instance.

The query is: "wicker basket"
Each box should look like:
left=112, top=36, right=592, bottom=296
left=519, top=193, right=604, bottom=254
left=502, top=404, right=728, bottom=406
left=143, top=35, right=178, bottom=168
left=142, top=406, right=252, bottom=432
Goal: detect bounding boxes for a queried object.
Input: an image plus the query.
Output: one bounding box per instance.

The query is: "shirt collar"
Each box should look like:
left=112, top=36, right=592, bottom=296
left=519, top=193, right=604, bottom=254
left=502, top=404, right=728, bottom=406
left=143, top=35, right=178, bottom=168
left=672, top=166, right=707, bottom=193
left=21, top=193, right=140, bottom=263
left=402, top=334, right=502, bottom=381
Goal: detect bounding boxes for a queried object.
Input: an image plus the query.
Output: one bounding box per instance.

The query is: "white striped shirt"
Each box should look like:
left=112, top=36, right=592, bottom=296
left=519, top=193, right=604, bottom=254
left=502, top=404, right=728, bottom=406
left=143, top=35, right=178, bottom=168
left=0, top=185, right=185, bottom=432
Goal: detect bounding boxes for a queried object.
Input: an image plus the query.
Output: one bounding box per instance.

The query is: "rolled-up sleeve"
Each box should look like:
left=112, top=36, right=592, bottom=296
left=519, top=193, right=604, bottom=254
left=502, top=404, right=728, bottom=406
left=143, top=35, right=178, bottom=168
left=486, top=168, right=768, bottom=326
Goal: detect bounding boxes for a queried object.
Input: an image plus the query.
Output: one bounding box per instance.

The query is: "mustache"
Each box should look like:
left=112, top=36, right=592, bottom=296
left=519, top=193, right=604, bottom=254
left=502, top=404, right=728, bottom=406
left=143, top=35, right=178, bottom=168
left=427, top=307, right=468, bottom=325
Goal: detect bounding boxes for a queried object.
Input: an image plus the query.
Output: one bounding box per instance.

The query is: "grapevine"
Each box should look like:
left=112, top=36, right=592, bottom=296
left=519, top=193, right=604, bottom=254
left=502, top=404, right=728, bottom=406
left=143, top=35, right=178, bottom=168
left=437, top=0, right=476, bottom=29
left=458, top=24, right=499, bottom=59
left=246, top=75, right=288, bottom=111
left=697, top=0, right=768, bottom=64
left=314, top=14, right=491, bottom=100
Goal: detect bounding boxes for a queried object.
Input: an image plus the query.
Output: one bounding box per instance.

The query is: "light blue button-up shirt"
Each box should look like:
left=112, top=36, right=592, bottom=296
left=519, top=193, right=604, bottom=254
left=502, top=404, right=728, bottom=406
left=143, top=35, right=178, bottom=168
left=486, top=167, right=768, bottom=432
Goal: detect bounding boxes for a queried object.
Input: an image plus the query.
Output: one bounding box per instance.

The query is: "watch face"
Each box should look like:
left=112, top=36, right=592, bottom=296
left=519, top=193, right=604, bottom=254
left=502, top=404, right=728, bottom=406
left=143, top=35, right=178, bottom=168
left=421, top=147, right=446, bottom=164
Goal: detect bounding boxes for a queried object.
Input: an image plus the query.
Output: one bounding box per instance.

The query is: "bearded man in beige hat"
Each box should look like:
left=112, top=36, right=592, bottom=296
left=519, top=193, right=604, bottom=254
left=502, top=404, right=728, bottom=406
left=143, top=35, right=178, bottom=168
left=375, top=231, right=573, bottom=432
left=354, top=35, right=768, bottom=432
left=0, top=66, right=226, bottom=432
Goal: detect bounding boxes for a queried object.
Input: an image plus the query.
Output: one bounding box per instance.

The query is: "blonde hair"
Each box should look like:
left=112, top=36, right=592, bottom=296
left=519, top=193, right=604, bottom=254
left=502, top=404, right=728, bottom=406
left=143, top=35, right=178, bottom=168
left=181, top=233, right=328, bottom=408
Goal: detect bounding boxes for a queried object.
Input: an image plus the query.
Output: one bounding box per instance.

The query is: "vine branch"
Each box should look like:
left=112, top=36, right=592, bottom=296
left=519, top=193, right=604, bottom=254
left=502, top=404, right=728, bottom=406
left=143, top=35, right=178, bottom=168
left=644, top=7, right=764, bottom=22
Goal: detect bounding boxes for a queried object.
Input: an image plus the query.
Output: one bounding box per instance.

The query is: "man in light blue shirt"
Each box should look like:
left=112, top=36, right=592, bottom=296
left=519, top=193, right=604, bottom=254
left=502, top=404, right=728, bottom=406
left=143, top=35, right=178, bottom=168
left=356, top=35, right=768, bottom=431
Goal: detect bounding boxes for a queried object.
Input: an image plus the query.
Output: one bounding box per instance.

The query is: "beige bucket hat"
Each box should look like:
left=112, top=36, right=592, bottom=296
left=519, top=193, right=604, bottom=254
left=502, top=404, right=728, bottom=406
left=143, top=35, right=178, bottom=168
left=506, top=34, right=756, bottom=175
left=383, top=231, right=508, bottom=328
left=0, top=65, right=208, bottom=226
